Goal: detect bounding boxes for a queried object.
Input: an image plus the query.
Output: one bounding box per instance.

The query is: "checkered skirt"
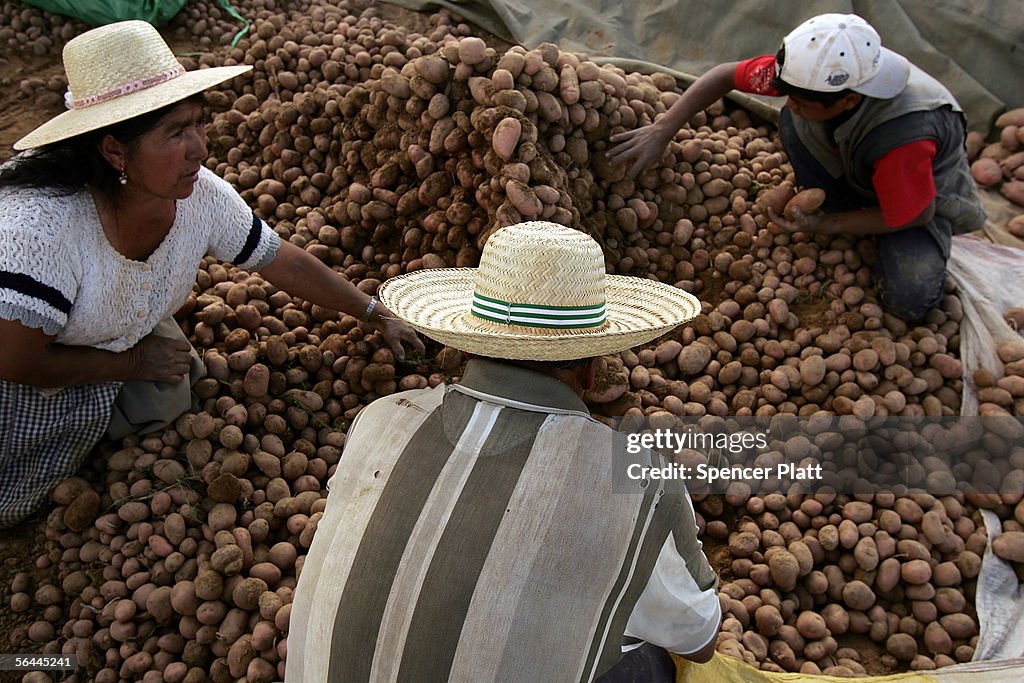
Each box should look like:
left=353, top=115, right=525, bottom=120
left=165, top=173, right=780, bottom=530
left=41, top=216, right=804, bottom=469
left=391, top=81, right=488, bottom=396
left=0, top=380, right=121, bottom=529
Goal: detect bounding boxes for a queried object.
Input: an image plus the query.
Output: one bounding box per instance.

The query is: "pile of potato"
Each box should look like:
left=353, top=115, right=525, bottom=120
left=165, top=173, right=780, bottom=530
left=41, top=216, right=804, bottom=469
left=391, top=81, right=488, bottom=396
left=3, top=0, right=1024, bottom=681
left=968, top=107, right=1024, bottom=236
left=0, top=0, right=83, bottom=53
left=166, top=0, right=256, bottom=49
left=707, top=489, right=990, bottom=674
left=201, top=6, right=973, bottom=423
left=969, top=108, right=1024, bottom=197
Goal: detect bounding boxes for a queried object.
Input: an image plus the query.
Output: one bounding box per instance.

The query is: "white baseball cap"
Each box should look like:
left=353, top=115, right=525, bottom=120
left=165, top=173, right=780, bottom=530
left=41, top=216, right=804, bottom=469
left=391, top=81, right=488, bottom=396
left=777, top=14, right=910, bottom=99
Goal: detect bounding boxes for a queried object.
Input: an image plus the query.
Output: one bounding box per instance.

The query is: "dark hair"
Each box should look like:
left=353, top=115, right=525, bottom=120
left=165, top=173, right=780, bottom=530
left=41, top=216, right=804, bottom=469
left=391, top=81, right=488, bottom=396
left=501, top=357, right=592, bottom=373
left=466, top=351, right=592, bottom=371
left=771, top=45, right=854, bottom=107
left=0, top=93, right=206, bottom=201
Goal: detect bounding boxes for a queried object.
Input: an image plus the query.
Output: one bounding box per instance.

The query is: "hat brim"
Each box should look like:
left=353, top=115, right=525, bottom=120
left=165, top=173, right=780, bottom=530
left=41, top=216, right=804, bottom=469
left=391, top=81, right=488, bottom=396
left=378, top=268, right=702, bottom=361
left=13, top=64, right=252, bottom=150
left=850, top=47, right=910, bottom=99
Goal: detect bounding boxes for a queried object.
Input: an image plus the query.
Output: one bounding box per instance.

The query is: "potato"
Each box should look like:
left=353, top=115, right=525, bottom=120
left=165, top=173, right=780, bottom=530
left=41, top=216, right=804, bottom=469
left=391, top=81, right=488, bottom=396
left=207, top=503, right=238, bottom=533
left=996, top=107, right=1024, bottom=128
left=1002, top=180, right=1024, bottom=206
left=746, top=603, right=780, bottom=638
left=821, top=603, right=849, bottom=635
left=756, top=182, right=795, bottom=215
left=145, top=585, right=174, bottom=623
left=117, top=501, right=150, bottom=524
left=841, top=580, right=875, bottom=611
left=268, top=541, right=299, bottom=570
left=901, top=558, right=933, bottom=584
left=227, top=634, right=257, bottom=678
left=243, top=364, right=270, bottom=398
left=992, top=530, right=1024, bottom=562
left=939, top=613, right=977, bottom=639
left=795, top=611, right=828, bottom=640
left=971, top=158, right=1003, bottom=186
left=210, top=545, right=244, bottom=576
left=934, top=587, right=967, bottom=614
left=493, top=117, right=522, bottom=160
left=853, top=536, right=879, bottom=571
left=64, top=489, right=101, bottom=532
left=456, top=36, right=488, bottom=65
left=784, top=188, right=826, bottom=219
left=887, top=633, right=918, bottom=661
left=818, top=525, right=839, bottom=551
left=767, top=549, right=799, bottom=591
left=924, top=622, right=953, bottom=655
left=894, top=498, right=924, bottom=524
left=232, top=577, right=269, bottom=611
left=170, top=581, right=200, bottom=617
left=788, top=540, right=814, bottom=576
left=804, top=635, right=837, bottom=661
left=1008, top=214, right=1024, bottom=238
left=769, top=640, right=797, bottom=670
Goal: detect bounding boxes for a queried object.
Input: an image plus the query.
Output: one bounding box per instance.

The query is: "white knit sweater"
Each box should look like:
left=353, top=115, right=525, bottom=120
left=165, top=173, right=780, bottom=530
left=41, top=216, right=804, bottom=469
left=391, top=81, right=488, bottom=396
left=0, top=167, right=279, bottom=352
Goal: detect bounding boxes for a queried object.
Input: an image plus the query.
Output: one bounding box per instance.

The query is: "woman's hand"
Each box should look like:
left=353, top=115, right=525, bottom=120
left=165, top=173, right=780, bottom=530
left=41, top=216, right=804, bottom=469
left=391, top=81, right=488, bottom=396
left=260, top=242, right=425, bottom=360
left=127, top=334, right=193, bottom=384
left=367, top=306, right=425, bottom=362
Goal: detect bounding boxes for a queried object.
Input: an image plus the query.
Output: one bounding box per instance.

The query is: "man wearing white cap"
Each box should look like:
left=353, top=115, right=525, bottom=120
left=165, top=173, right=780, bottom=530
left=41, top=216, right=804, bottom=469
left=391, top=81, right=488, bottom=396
left=609, top=13, right=985, bottom=322
left=286, top=221, right=721, bottom=682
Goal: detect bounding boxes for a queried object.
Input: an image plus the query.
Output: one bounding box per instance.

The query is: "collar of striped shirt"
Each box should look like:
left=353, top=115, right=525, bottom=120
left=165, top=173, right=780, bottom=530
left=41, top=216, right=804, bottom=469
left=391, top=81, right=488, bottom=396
left=457, top=358, right=589, bottom=413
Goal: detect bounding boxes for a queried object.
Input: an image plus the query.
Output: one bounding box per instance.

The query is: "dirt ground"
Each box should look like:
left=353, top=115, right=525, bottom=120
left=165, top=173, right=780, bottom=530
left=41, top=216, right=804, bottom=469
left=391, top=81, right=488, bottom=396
left=0, top=45, right=60, bottom=157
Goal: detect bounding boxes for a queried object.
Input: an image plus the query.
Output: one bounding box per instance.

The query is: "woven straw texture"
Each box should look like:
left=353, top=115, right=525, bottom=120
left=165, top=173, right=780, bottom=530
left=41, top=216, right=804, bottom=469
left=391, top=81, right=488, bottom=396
left=15, top=21, right=250, bottom=150
left=68, top=20, right=182, bottom=101
left=474, top=222, right=606, bottom=309
left=378, top=222, right=701, bottom=361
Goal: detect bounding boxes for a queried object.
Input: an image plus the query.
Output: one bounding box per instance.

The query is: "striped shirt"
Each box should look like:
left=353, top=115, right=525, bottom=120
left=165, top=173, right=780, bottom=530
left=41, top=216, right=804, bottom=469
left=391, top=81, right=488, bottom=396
left=286, top=359, right=720, bottom=682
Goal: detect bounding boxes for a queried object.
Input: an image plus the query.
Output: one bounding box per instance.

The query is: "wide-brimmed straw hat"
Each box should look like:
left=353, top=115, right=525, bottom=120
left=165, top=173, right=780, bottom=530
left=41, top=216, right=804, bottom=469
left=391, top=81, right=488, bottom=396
left=378, top=221, right=701, bottom=361
left=14, top=20, right=251, bottom=150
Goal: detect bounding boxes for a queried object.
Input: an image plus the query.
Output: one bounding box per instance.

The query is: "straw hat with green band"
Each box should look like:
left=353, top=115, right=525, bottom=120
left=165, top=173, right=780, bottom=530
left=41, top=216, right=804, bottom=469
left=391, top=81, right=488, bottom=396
left=14, top=20, right=251, bottom=151
left=377, top=221, right=702, bottom=361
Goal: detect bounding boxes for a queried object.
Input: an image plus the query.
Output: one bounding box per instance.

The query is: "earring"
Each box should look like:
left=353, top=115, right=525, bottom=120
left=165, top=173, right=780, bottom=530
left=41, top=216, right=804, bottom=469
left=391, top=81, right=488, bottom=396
left=118, top=169, right=128, bottom=185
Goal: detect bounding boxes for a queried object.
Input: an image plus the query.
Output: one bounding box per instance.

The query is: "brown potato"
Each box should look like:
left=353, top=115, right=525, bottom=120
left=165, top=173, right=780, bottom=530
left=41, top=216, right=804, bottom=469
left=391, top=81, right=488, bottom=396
left=768, top=550, right=800, bottom=591
left=756, top=181, right=795, bottom=215
left=971, top=157, right=1004, bottom=187
left=996, top=107, right=1024, bottom=128
left=993, top=530, right=1024, bottom=562
left=1002, top=180, right=1024, bottom=206
left=841, top=580, right=875, bottom=611
left=784, top=188, right=826, bottom=220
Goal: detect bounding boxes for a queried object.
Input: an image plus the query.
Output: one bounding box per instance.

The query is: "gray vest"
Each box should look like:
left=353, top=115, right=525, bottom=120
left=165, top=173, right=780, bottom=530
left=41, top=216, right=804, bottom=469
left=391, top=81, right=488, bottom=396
left=792, top=64, right=986, bottom=257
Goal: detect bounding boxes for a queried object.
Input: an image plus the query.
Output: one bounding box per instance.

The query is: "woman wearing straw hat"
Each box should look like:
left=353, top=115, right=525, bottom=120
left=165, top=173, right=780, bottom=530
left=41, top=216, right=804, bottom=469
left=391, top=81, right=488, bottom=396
left=288, top=221, right=721, bottom=683
left=0, top=20, right=423, bottom=528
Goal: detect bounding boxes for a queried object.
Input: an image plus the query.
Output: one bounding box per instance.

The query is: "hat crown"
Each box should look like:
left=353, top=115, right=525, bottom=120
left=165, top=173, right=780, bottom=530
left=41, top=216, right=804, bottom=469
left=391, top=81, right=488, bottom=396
left=63, top=20, right=181, bottom=103
left=474, top=222, right=607, bottom=311
left=782, top=13, right=884, bottom=92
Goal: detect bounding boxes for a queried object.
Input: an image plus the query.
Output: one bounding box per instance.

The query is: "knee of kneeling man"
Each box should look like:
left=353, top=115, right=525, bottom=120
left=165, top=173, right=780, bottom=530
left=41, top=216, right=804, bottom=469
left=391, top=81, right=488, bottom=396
left=880, top=286, right=942, bottom=323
